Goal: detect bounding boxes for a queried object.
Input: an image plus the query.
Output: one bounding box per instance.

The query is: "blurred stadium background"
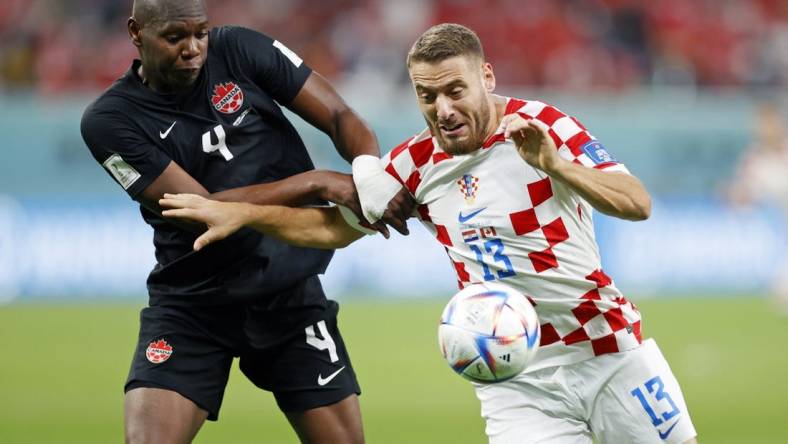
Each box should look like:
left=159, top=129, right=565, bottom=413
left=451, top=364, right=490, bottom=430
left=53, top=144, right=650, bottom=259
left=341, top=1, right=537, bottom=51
left=1, top=0, right=787, bottom=443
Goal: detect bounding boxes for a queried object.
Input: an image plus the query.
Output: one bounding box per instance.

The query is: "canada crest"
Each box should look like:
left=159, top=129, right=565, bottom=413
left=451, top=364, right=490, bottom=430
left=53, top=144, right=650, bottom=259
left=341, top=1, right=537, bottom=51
left=211, top=81, right=244, bottom=114
left=146, top=339, right=173, bottom=364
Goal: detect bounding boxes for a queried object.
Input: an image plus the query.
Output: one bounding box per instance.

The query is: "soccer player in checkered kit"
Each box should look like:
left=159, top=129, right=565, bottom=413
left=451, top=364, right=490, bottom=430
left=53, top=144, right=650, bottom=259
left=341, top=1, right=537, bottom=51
left=161, top=24, right=699, bottom=444
left=80, top=0, right=414, bottom=443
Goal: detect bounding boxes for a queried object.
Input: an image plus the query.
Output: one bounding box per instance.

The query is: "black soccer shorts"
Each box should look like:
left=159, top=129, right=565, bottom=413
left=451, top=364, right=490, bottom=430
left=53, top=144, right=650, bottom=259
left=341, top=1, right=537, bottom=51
left=124, top=299, right=360, bottom=420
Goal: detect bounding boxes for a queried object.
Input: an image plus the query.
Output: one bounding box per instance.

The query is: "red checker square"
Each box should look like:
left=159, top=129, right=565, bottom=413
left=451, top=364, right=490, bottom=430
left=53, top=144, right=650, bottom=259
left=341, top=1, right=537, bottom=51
left=384, top=163, right=404, bottom=185
left=452, top=260, right=470, bottom=282
left=506, top=98, right=526, bottom=114
left=586, top=269, right=612, bottom=288
left=527, top=177, right=553, bottom=207
left=432, top=152, right=452, bottom=164
left=435, top=224, right=452, bottom=247
left=542, top=218, right=569, bottom=246
left=409, top=139, right=434, bottom=168
left=539, top=323, right=561, bottom=346
left=581, top=288, right=601, bottom=301
left=510, top=208, right=540, bottom=235
left=405, top=170, right=422, bottom=194
left=603, top=307, right=630, bottom=332
left=591, top=333, right=619, bottom=355
left=528, top=249, right=558, bottom=273
left=562, top=326, right=590, bottom=345
left=516, top=111, right=534, bottom=120
left=572, top=300, right=602, bottom=325
left=548, top=128, right=562, bottom=150
left=536, top=106, right=564, bottom=127
left=633, top=320, right=642, bottom=342
left=565, top=131, right=592, bottom=156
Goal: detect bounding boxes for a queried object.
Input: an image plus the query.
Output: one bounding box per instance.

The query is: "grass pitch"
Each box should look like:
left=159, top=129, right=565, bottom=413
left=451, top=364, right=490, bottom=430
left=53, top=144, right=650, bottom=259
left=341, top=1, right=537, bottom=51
left=0, top=297, right=786, bottom=444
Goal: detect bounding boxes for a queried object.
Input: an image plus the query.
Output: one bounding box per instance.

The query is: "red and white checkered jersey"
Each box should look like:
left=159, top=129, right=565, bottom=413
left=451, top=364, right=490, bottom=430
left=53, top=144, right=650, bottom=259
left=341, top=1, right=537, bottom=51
left=382, top=97, right=643, bottom=370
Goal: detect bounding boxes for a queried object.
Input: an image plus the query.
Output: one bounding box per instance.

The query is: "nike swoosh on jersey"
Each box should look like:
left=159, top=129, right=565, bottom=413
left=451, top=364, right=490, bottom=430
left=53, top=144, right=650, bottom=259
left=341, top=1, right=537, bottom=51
left=159, top=121, right=177, bottom=139
left=658, top=419, right=680, bottom=440
left=317, top=366, right=346, bottom=386
left=458, top=207, right=486, bottom=223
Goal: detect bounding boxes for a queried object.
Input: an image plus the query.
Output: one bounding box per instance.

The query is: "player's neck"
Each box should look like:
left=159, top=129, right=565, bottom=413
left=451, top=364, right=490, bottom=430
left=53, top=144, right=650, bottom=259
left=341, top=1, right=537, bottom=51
left=485, top=94, right=507, bottom=140
left=136, top=64, right=185, bottom=95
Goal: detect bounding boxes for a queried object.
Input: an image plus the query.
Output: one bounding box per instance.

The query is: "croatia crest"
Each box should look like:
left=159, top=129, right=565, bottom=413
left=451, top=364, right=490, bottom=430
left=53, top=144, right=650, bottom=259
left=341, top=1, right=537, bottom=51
left=457, top=174, right=479, bottom=204
left=146, top=339, right=173, bottom=364
left=211, top=81, right=244, bottom=114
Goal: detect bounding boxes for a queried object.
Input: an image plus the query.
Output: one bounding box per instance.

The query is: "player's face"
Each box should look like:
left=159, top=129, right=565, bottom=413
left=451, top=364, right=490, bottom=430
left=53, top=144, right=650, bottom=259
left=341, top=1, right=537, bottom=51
left=409, top=56, right=497, bottom=155
left=133, top=3, right=209, bottom=92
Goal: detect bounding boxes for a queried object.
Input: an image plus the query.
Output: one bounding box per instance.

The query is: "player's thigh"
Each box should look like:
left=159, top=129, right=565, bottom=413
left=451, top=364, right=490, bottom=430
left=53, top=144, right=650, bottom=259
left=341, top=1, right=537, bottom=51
left=125, top=387, right=209, bottom=444
left=591, top=339, right=697, bottom=444
left=125, top=305, right=237, bottom=423
left=240, top=300, right=363, bottom=443
left=284, top=394, right=363, bottom=444
left=474, top=368, right=593, bottom=444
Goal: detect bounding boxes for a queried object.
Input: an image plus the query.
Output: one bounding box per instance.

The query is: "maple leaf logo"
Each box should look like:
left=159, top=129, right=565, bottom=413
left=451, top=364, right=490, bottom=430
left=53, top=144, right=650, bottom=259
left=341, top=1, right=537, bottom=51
left=211, top=82, right=244, bottom=114
left=145, top=338, right=173, bottom=364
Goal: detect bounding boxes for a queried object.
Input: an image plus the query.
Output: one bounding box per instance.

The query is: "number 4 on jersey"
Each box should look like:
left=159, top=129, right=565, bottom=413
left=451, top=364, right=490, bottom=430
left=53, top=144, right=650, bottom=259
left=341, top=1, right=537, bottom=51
left=305, top=320, right=339, bottom=363
left=202, top=125, right=233, bottom=161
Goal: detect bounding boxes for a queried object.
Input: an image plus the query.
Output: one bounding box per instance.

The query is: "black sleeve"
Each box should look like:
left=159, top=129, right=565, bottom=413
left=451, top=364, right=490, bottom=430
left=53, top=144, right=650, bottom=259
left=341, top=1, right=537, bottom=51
left=81, top=100, right=171, bottom=198
left=218, top=26, right=312, bottom=104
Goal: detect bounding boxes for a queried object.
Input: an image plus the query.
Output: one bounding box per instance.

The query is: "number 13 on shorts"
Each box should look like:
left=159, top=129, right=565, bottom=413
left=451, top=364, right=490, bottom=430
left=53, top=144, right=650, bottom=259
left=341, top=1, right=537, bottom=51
left=631, top=375, right=683, bottom=439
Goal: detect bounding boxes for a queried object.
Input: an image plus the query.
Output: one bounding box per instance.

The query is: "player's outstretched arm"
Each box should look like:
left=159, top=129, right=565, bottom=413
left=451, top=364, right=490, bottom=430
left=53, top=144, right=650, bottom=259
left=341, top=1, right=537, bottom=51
left=503, top=115, right=651, bottom=221
left=159, top=193, right=364, bottom=251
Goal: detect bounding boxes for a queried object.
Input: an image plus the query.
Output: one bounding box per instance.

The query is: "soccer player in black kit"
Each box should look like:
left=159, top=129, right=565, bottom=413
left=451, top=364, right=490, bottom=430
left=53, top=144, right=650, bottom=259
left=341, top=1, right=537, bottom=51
left=80, top=1, right=412, bottom=443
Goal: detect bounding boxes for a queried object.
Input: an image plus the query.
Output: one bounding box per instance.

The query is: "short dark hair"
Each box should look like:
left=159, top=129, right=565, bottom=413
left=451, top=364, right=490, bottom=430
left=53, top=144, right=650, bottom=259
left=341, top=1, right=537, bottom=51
left=407, top=23, right=485, bottom=67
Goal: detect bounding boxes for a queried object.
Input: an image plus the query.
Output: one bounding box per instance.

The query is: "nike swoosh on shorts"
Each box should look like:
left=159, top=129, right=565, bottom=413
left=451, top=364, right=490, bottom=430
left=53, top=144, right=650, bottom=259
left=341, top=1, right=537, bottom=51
left=659, top=418, right=681, bottom=440
left=317, top=366, right=346, bottom=386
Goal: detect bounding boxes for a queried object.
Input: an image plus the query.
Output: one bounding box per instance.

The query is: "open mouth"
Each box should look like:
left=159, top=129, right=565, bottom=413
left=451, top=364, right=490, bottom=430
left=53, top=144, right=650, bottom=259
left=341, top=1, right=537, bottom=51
left=440, top=122, right=466, bottom=137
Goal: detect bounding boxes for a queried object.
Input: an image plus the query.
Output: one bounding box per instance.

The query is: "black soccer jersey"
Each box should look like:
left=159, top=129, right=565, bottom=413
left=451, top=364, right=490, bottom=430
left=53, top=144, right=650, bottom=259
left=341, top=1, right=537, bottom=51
left=81, top=26, right=334, bottom=308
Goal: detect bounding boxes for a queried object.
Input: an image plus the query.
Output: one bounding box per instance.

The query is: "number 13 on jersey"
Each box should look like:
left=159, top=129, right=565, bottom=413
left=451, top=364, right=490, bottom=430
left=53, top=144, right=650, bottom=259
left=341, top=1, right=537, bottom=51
left=463, top=226, right=516, bottom=281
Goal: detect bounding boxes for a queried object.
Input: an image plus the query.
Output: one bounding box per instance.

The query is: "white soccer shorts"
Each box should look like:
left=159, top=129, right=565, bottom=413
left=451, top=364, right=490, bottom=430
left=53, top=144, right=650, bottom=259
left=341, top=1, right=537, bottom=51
left=474, top=339, right=697, bottom=444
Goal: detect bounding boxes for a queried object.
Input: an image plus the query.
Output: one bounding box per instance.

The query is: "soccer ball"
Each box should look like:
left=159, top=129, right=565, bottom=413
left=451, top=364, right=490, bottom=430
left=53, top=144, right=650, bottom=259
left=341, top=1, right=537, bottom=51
left=438, top=282, right=540, bottom=383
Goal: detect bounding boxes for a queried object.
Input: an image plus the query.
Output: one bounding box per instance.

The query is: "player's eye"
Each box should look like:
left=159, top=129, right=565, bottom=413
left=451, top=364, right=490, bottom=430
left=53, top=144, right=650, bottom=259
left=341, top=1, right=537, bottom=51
left=196, top=30, right=209, bottom=39
left=450, top=88, right=464, bottom=98
left=420, top=93, right=435, bottom=103
left=165, top=35, right=181, bottom=44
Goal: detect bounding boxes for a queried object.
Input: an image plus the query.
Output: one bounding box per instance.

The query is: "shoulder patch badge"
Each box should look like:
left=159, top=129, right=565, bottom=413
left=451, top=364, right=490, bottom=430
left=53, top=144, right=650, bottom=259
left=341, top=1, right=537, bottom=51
left=580, top=140, right=616, bottom=165
left=102, top=154, right=141, bottom=190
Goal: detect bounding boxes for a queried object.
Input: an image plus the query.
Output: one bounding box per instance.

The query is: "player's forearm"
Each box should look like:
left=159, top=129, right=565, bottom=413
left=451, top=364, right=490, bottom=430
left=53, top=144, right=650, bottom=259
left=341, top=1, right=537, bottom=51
left=549, top=162, right=651, bottom=221
left=209, top=171, right=323, bottom=206
left=330, top=107, right=381, bottom=162
left=243, top=205, right=364, bottom=249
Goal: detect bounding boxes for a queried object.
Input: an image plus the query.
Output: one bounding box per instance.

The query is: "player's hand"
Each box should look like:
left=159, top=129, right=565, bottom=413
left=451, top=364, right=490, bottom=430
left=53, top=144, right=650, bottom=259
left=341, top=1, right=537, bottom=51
left=378, top=186, right=416, bottom=236
left=317, top=170, right=414, bottom=238
left=159, top=193, right=248, bottom=251
left=503, top=115, right=564, bottom=175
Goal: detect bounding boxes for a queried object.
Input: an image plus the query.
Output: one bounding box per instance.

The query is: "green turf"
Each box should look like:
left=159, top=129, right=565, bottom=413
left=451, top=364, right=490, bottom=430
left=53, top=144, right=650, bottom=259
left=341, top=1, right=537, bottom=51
left=0, top=297, right=786, bottom=444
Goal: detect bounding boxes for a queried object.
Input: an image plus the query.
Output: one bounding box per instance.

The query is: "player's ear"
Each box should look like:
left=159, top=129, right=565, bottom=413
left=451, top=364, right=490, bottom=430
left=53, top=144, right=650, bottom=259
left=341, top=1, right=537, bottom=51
left=128, top=17, right=143, bottom=48
left=482, top=62, right=495, bottom=93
